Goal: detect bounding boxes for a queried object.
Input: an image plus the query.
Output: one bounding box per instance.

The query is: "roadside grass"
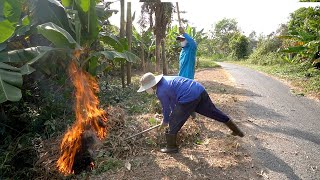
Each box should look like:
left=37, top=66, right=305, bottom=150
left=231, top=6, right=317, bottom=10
left=197, top=56, right=220, bottom=69
left=229, top=60, right=320, bottom=99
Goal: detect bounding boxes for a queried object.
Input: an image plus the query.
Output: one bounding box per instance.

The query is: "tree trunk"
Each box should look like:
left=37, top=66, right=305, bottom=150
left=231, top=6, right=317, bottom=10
left=161, top=39, right=167, bottom=75
left=155, top=36, right=161, bottom=72
left=120, top=0, right=125, bottom=88
left=126, top=2, right=132, bottom=85
left=147, top=50, right=151, bottom=72
left=149, top=10, right=153, bottom=31
left=141, top=41, right=145, bottom=72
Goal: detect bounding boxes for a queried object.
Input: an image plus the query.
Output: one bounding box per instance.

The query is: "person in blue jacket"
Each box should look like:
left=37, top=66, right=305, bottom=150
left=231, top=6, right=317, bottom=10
left=176, top=27, right=197, bottom=79
left=176, top=27, right=198, bottom=118
left=137, top=72, right=244, bottom=153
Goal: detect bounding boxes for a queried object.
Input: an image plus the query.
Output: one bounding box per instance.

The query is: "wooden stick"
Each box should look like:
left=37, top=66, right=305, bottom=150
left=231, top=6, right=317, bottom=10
left=125, top=124, right=161, bottom=140
left=176, top=2, right=182, bottom=27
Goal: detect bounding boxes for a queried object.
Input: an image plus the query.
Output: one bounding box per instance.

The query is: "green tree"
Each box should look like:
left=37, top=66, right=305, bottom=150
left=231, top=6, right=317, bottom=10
left=132, top=28, right=155, bottom=72
left=248, top=31, right=258, bottom=54
left=212, top=18, right=239, bottom=55
left=280, top=6, right=320, bottom=66
left=288, top=6, right=320, bottom=34
left=141, top=1, right=173, bottom=72
left=230, top=33, right=249, bottom=60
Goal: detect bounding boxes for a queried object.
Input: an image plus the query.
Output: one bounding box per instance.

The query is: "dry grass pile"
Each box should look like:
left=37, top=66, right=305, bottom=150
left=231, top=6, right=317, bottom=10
left=32, top=105, right=203, bottom=178
left=103, top=106, right=201, bottom=158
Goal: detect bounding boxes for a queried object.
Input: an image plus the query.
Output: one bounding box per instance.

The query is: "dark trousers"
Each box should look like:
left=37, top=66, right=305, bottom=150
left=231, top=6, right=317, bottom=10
left=169, top=90, right=230, bottom=134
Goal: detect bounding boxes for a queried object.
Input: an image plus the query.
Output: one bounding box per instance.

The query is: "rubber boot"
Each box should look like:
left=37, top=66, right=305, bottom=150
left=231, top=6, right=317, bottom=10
left=160, top=134, right=178, bottom=153
left=225, top=120, right=244, bottom=137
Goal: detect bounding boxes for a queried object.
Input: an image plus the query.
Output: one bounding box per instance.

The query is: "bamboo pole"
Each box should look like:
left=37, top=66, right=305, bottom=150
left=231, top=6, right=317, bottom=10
left=176, top=2, right=182, bottom=27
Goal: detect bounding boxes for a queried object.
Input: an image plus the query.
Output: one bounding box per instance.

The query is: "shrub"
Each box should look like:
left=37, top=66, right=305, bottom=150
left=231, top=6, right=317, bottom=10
left=247, top=52, right=287, bottom=66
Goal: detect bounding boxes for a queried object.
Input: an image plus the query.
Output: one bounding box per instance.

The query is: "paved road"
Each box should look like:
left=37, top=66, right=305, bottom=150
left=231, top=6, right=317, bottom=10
left=218, top=62, right=320, bottom=180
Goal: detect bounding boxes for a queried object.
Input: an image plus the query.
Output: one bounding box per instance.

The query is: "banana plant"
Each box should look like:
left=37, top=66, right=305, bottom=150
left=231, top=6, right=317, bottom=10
left=0, top=0, right=139, bottom=104
left=0, top=0, right=39, bottom=103
left=132, top=27, right=155, bottom=64
left=185, top=25, right=206, bottom=45
left=164, top=25, right=180, bottom=64
left=0, top=46, right=57, bottom=103
left=279, top=30, right=320, bottom=65
left=0, top=0, right=24, bottom=43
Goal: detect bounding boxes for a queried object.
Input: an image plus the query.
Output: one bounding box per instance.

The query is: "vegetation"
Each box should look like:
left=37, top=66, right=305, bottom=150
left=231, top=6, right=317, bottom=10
left=0, top=0, right=140, bottom=178
left=0, top=0, right=204, bottom=178
left=196, top=57, right=220, bottom=69
left=199, top=6, right=320, bottom=97
left=0, top=0, right=319, bottom=179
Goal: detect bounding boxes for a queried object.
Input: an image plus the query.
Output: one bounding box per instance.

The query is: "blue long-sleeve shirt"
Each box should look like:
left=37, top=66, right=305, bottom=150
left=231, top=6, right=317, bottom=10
left=156, top=76, right=205, bottom=124
left=178, top=33, right=197, bottom=79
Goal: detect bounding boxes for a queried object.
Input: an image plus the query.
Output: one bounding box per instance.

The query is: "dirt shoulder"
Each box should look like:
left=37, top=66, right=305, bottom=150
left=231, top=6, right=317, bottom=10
left=92, top=68, right=263, bottom=180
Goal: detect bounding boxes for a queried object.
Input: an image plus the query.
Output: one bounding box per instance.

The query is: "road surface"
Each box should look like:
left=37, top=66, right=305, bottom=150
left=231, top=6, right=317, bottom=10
left=218, top=62, right=320, bottom=180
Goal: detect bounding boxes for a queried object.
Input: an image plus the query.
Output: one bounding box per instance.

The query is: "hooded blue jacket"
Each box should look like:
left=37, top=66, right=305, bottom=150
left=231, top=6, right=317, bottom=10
left=178, top=33, right=197, bottom=79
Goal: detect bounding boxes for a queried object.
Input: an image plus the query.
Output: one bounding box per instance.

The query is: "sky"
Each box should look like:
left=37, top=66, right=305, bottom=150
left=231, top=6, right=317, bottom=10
left=108, top=0, right=320, bottom=36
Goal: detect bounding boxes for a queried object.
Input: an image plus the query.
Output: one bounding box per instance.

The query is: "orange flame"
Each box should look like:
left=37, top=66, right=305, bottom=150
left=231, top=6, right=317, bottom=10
left=57, top=61, right=107, bottom=175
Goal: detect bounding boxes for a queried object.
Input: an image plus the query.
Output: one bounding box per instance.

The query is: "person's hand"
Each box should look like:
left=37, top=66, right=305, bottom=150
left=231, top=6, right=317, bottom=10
left=179, top=27, right=185, bottom=34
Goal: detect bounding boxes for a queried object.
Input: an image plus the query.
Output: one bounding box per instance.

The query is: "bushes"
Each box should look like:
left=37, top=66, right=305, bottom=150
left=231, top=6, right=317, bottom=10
left=229, top=33, right=249, bottom=60
left=246, top=34, right=285, bottom=65
left=0, top=71, right=75, bottom=179
left=247, top=52, right=287, bottom=66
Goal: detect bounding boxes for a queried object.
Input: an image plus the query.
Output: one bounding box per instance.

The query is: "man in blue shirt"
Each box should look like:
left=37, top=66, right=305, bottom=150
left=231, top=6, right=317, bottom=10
left=137, top=72, right=244, bottom=153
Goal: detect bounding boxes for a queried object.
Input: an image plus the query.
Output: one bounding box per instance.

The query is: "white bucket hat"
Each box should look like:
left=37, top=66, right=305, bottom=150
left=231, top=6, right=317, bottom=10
left=137, top=72, right=163, bottom=92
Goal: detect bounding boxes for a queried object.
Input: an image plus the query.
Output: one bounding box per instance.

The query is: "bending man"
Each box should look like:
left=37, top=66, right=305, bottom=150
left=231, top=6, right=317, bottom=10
left=137, top=72, right=244, bottom=153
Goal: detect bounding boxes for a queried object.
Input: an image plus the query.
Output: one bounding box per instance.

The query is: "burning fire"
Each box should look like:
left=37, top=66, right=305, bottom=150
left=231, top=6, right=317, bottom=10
left=57, top=61, right=107, bottom=175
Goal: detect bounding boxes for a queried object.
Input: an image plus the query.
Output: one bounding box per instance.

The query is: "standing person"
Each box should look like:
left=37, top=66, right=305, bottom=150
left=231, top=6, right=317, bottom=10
left=137, top=72, right=244, bottom=153
left=176, top=27, right=197, bottom=118
left=176, top=27, right=197, bottom=79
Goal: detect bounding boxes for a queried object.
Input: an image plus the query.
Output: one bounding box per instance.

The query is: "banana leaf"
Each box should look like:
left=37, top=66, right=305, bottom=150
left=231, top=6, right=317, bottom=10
left=0, top=46, right=54, bottom=63
left=100, top=33, right=124, bottom=52
left=33, top=0, right=74, bottom=37
left=0, top=0, right=22, bottom=43
left=76, top=0, right=99, bottom=44
left=61, top=0, right=72, bottom=7
left=92, top=50, right=140, bottom=63
left=281, top=46, right=307, bottom=53
left=37, top=22, right=79, bottom=49
left=0, top=64, right=23, bottom=103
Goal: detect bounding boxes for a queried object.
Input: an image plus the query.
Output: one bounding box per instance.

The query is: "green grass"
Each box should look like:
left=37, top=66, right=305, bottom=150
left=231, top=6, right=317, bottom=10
left=197, top=57, right=220, bottom=69
left=229, top=60, right=320, bottom=98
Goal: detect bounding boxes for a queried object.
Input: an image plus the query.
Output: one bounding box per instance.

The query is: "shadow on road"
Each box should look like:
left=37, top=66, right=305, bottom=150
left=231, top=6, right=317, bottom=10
left=240, top=101, right=306, bottom=179
left=197, top=80, right=262, bottom=98
left=243, top=101, right=287, bottom=121
left=249, top=139, right=301, bottom=180
left=263, top=126, right=320, bottom=145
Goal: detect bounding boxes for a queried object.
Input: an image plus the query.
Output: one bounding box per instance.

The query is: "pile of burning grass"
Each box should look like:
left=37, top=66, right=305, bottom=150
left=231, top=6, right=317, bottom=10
left=33, top=106, right=201, bottom=178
